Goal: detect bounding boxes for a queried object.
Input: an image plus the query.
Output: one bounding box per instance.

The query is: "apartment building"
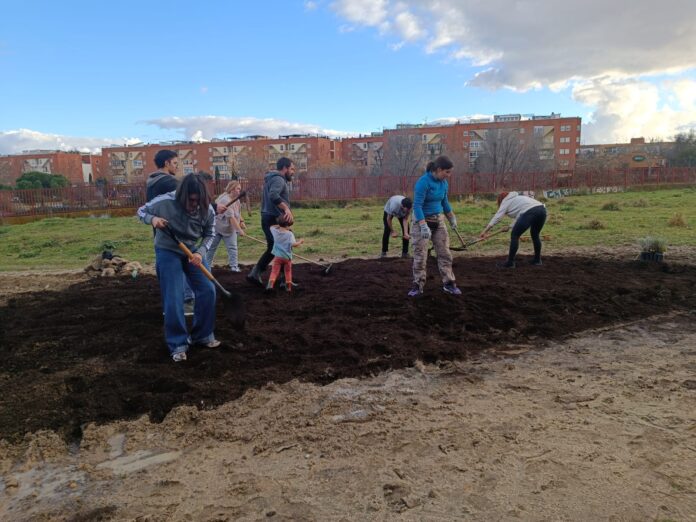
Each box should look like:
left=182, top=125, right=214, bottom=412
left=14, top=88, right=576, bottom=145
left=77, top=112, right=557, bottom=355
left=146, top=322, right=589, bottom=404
left=339, top=113, right=582, bottom=174
left=101, top=135, right=337, bottom=184
left=578, top=137, right=672, bottom=169
left=0, top=150, right=86, bottom=185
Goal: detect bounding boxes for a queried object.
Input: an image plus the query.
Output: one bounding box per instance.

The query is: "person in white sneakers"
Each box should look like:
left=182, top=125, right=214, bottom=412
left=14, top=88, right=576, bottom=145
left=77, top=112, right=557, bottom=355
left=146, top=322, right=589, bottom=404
left=480, top=191, right=547, bottom=268
left=206, top=181, right=246, bottom=272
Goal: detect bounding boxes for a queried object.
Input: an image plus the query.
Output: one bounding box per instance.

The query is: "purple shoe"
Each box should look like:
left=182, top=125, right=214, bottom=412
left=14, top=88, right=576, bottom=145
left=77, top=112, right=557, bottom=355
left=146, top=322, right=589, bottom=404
left=407, top=284, right=422, bottom=297
left=443, top=282, right=462, bottom=296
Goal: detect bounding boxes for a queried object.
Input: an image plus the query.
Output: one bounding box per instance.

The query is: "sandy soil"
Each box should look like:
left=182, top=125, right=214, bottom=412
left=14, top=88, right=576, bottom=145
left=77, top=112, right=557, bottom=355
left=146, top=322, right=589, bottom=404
left=1, top=257, right=695, bottom=521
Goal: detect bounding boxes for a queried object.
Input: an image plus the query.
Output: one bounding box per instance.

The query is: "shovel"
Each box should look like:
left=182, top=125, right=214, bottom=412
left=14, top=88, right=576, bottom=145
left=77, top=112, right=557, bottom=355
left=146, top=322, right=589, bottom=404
left=452, top=227, right=507, bottom=251
left=243, top=234, right=333, bottom=275
left=163, top=225, right=246, bottom=328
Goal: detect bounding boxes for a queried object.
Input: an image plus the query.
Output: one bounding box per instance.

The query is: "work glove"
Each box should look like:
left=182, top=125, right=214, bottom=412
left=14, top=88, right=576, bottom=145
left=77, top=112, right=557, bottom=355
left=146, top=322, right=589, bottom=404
left=419, top=222, right=432, bottom=240
left=448, top=215, right=458, bottom=230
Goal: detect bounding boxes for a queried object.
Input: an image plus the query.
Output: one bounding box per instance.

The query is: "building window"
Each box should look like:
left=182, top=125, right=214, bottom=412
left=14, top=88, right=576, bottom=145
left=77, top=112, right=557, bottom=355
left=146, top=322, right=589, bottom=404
left=576, top=125, right=581, bottom=131
left=576, top=136, right=580, bottom=143
left=132, top=160, right=143, bottom=168
left=519, top=128, right=525, bottom=134
left=559, top=160, right=570, bottom=167
left=470, top=140, right=482, bottom=149
left=560, top=125, right=571, bottom=132
left=469, top=151, right=478, bottom=159
left=463, top=131, right=468, bottom=136
left=560, top=137, right=570, bottom=143
left=559, top=148, right=570, bottom=155
left=534, top=126, right=544, bottom=136
left=183, top=166, right=194, bottom=174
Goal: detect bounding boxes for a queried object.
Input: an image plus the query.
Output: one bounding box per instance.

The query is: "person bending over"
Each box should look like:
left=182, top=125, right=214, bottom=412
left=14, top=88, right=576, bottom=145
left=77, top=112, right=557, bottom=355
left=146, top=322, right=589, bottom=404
left=381, top=195, right=412, bottom=258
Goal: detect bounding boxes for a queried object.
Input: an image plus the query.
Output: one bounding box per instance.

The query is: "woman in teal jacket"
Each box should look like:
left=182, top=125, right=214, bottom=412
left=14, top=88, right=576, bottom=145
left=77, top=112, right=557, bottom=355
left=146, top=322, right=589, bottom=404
left=409, top=155, right=461, bottom=297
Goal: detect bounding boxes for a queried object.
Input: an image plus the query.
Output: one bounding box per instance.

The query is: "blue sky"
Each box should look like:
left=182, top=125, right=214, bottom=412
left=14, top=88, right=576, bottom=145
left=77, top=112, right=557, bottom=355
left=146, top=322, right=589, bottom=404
left=1, top=0, right=695, bottom=152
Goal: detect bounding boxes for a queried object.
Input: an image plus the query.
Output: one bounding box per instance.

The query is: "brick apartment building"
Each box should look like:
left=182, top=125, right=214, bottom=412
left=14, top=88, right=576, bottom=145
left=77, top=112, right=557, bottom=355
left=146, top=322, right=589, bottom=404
left=0, top=150, right=88, bottom=186
left=340, top=113, right=582, bottom=174
left=578, top=137, right=673, bottom=169
left=102, top=135, right=337, bottom=184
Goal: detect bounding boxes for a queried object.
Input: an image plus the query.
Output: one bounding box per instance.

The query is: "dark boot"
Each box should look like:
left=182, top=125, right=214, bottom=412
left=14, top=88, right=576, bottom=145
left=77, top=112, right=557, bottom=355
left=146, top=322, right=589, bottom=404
left=246, top=264, right=263, bottom=287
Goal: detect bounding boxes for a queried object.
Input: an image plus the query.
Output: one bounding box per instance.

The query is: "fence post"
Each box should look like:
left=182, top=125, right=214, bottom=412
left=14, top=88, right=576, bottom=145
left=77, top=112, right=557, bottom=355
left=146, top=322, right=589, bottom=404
left=352, top=177, right=357, bottom=199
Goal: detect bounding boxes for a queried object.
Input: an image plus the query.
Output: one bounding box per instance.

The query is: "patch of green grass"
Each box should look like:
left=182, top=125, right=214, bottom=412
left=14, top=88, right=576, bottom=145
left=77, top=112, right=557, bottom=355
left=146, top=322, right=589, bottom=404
left=2, top=187, right=696, bottom=270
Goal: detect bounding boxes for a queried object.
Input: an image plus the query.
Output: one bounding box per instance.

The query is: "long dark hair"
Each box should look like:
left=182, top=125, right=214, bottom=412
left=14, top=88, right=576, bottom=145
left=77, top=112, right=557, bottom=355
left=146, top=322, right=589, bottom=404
left=426, top=155, right=454, bottom=173
left=176, top=173, right=211, bottom=220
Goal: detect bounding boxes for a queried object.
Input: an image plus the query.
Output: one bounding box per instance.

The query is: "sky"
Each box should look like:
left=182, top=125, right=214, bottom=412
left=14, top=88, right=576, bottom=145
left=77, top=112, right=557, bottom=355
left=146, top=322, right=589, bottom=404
left=1, top=0, right=696, bottom=154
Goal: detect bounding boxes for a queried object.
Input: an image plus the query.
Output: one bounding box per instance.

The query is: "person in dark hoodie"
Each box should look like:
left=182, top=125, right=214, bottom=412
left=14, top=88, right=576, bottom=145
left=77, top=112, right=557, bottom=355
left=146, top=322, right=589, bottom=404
left=146, top=150, right=179, bottom=201
left=137, top=173, right=220, bottom=362
left=246, top=157, right=295, bottom=287
left=145, top=150, right=197, bottom=314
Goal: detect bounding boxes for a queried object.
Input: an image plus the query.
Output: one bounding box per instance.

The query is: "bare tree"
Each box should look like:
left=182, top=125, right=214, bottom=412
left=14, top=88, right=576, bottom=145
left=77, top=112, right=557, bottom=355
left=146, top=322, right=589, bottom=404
left=234, top=153, right=269, bottom=180
left=309, top=162, right=362, bottom=178
left=475, top=128, right=548, bottom=184
left=381, top=133, right=428, bottom=177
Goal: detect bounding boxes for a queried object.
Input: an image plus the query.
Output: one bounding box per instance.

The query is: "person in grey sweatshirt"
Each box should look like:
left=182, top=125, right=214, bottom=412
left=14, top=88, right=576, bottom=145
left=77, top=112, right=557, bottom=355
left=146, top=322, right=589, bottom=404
left=137, top=173, right=220, bottom=362
left=480, top=191, right=547, bottom=268
left=246, top=157, right=295, bottom=286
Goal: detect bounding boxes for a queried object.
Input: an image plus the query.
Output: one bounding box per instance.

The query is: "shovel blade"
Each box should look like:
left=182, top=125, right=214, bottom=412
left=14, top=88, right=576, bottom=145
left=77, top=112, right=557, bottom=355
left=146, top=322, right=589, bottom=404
left=222, top=291, right=246, bottom=329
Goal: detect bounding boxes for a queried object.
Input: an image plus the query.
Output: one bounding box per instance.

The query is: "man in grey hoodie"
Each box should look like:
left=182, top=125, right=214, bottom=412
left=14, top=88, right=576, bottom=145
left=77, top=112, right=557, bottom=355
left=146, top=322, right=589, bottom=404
left=247, top=157, right=295, bottom=286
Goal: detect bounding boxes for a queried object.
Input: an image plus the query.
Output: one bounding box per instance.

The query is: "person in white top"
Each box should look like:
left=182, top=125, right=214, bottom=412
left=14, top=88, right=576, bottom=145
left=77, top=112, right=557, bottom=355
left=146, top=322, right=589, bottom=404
left=480, top=191, right=547, bottom=268
left=206, top=181, right=246, bottom=271
left=381, top=195, right=412, bottom=258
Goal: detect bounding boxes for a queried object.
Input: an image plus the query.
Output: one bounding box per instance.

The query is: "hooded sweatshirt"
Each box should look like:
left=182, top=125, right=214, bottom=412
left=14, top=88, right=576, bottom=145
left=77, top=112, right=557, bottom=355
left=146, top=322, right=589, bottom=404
left=261, top=171, right=290, bottom=217
left=137, top=191, right=215, bottom=259
left=146, top=171, right=178, bottom=202
left=487, top=192, right=544, bottom=228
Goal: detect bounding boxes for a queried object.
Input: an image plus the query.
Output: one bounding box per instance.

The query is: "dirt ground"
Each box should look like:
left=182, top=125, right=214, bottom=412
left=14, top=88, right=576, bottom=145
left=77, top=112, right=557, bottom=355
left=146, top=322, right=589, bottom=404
left=1, top=252, right=695, bottom=521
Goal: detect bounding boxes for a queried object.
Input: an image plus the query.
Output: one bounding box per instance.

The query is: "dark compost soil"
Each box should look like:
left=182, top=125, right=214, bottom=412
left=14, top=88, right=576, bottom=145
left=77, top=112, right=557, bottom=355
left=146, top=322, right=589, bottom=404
left=1, top=255, right=695, bottom=443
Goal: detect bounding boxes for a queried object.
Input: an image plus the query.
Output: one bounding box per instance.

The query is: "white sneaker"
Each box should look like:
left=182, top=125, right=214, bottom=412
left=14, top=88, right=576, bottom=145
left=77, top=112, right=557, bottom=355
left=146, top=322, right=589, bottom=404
left=172, top=352, right=187, bottom=362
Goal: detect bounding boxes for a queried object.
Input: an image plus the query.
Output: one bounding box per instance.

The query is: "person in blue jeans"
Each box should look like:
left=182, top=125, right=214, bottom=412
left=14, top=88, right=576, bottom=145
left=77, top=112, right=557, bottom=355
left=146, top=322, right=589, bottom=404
left=145, top=149, right=195, bottom=315
left=137, top=173, right=221, bottom=362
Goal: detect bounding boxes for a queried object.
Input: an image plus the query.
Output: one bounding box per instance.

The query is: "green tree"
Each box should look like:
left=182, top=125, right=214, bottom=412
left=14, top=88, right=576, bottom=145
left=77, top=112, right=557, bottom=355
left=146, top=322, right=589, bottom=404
left=668, top=130, right=696, bottom=167
left=15, top=171, right=70, bottom=190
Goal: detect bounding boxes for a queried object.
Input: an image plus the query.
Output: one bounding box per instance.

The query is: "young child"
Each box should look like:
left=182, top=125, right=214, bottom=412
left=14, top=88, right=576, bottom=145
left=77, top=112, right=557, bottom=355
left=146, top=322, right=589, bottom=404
left=266, top=215, right=303, bottom=292
left=206, top=181, right=246, bottom=271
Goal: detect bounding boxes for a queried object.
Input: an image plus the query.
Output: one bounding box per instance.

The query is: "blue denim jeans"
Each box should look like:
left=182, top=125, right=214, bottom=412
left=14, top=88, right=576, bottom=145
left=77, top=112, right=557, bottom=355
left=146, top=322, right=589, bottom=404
left=155, top=247, right=216, bottom=355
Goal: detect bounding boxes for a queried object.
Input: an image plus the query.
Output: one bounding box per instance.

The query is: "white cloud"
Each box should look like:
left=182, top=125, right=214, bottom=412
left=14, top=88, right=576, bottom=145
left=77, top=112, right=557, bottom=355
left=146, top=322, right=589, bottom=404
left=332, top=0, right=388, bottom=27
left=304, top=0, right=319, bottom=10
left=393, top=9, right=425, bottom=41
left=330, top=0, right=696, bottom=142
left=574, top=79, right=696, bottom=143
left=142, top=115, right=354, bottom=140
left=0, top=129, right=141, bottom=155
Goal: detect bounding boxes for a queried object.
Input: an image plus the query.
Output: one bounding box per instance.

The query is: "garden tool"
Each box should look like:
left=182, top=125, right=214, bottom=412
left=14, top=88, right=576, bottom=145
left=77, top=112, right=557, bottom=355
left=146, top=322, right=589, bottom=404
left=243, top=234, right=333, bottom=275
left=163, top=225, right=246, bottom=328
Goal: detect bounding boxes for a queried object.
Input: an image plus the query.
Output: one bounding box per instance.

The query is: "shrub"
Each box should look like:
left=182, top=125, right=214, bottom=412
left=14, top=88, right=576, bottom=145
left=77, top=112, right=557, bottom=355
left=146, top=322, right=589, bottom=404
left=628, top=198, right=648, bottom=208
left=668, top=213, right=687, bottom=227
left=639, top=236, right=667, bottom=253
left=582, top=219, right=605, bottom=230
left=601, top=201, right=621, bottom=211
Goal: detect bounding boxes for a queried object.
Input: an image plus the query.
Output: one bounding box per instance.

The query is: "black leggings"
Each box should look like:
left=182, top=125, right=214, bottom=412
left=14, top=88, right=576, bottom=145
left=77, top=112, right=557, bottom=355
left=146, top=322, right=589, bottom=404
left=508, top=206, right=547, bottom=263
left=382, top=212, right=409, bottom=255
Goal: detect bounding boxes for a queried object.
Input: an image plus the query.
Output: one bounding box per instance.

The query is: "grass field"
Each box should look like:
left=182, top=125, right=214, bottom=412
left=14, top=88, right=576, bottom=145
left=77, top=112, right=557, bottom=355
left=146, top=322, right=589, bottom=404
left=0, top=187, right=694, bottom=271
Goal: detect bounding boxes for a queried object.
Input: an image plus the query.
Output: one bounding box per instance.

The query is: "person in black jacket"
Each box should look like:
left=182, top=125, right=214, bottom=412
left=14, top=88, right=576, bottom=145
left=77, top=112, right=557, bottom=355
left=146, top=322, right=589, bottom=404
left=247, top=157, right=295, bottom=286
left=146, top=150, right=179, bottom=201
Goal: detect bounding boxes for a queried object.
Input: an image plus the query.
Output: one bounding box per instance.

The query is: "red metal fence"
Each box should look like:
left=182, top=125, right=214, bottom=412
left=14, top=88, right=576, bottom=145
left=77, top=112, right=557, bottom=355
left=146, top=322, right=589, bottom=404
left=2, top=167, right=695, bottom=220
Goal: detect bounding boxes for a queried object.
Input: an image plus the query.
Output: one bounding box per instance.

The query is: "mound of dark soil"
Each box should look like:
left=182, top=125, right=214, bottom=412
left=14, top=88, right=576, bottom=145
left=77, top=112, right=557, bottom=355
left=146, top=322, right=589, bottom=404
left=1, top=255, right=695, bottom=443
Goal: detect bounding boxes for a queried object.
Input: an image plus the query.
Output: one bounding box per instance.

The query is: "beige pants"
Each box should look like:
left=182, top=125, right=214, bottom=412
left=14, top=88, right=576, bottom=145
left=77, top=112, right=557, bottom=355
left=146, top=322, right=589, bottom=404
left=411, top=214, right=455, bottom=290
